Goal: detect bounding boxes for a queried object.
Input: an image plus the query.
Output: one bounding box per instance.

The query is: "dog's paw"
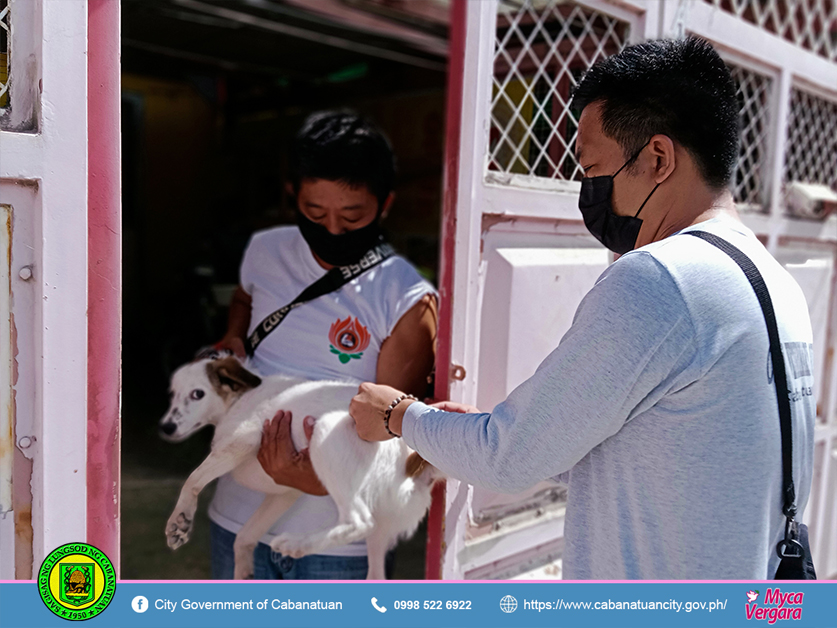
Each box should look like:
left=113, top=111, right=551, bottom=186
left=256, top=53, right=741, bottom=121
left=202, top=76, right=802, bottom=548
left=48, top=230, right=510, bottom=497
left=165, top=512, right=193, bottom=549
left=270, top=534, right=308, bottom=559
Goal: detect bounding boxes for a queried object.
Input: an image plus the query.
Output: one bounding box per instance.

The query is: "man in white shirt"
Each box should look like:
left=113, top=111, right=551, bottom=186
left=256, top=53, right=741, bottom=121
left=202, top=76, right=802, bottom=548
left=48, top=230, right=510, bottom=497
left=212, top=112, right=437, bottom=579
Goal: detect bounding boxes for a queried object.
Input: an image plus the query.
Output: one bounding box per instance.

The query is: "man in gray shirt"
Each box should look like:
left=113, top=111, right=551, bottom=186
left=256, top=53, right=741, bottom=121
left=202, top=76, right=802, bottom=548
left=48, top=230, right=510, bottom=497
left=350, top=38, right=816, bottom=579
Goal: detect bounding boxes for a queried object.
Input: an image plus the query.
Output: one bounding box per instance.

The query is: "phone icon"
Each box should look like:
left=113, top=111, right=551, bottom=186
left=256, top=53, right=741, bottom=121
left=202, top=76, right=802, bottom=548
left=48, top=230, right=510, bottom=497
left=371, top=597, right=387, bottom=613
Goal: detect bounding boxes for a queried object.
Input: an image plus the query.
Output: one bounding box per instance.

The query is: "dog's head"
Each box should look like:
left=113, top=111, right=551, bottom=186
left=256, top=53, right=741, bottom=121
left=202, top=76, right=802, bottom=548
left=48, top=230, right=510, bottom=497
left=159, top=356, right=262, bottom=443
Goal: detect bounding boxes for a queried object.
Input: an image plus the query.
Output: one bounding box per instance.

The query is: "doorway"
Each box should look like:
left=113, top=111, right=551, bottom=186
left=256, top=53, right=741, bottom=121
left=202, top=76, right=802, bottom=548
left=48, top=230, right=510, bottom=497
left=119, top=0, right=449, bottom=579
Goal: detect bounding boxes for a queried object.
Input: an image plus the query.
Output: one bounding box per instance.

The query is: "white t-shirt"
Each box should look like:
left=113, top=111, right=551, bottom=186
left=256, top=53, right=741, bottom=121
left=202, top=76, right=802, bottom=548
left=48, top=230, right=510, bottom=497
left=208, top=226, right=436, bottom=555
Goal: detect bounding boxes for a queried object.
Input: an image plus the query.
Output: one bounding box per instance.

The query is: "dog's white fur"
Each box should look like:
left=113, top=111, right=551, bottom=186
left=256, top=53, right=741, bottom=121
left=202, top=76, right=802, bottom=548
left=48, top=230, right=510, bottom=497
left=159, top=356, right=439, bottom=580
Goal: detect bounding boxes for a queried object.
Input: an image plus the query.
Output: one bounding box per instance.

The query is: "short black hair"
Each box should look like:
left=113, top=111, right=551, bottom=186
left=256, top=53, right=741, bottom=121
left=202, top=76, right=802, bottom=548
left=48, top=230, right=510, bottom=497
left=290, top=111, right=396, bottom=208
left=572, top=37, right=739, bottom=189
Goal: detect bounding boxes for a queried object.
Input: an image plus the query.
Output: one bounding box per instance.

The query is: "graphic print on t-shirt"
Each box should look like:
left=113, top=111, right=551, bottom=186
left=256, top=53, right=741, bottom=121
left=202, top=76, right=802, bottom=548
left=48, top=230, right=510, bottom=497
left=328, top=316, right=371, bottom=364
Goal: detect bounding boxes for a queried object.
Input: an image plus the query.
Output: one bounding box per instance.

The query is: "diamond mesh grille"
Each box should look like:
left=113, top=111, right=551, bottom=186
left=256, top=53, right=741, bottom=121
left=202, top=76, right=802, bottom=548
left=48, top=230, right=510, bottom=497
left=730, top=65, right=773, bottom=208
left=784, top=88, right=837, bottom=189
left=707, top=0, right=837, bottom=63
left=488, top=0, right=630, bottom=182
left=0, top=0, right=9, bottom=109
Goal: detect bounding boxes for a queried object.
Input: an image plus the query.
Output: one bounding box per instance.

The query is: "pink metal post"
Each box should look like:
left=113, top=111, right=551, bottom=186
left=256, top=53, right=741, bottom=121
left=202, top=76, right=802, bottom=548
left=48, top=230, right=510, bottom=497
left=86, top=0, right=121, bottom=570
left=427, top=0, right=467, bottom=581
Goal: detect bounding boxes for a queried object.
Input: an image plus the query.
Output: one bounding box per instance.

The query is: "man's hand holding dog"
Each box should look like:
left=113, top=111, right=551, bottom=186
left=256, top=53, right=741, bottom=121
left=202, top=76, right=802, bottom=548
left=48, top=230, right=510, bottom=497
left=258, top=411, right=328, bottom=495
left=215, top=335, right=246, bottom=358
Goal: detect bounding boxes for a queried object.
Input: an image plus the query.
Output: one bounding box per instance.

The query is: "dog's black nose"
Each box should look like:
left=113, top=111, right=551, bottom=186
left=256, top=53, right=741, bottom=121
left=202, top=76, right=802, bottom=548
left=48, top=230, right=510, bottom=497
left=160, top=422, right=177, bottom=436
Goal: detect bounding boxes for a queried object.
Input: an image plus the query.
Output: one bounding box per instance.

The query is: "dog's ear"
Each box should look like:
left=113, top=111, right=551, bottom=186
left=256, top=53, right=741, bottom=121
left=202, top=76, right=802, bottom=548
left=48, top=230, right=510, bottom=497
left=405, top=451, right=443, bottom=485
left=405, top=452, right=428, bottom=478
left=206, top=356, right=262, bottom=396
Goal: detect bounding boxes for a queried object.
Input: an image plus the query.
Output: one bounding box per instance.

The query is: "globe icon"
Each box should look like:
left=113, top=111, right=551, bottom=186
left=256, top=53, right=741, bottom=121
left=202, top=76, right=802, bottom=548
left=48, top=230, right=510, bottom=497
left=500, top=595, right=518, bottom=613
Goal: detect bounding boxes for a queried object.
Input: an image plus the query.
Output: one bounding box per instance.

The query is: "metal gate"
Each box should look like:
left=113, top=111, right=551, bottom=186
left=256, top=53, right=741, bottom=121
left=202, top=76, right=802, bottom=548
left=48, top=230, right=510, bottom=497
left=0, top=0, right=120, bottom=578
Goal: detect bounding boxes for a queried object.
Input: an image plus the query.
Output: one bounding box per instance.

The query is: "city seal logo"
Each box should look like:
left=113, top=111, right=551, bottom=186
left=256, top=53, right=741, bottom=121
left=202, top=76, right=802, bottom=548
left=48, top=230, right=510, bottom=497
left=38, top=543, right=116, bottom=621
left=60, top=564, right=94, bottom=606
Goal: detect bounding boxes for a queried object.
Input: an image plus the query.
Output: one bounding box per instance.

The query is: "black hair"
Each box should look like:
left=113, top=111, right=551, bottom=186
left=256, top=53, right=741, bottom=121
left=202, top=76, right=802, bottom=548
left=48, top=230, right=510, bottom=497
left=572, top=37, right=739, bottom=189
left=289, top=111, right=396, bottom=208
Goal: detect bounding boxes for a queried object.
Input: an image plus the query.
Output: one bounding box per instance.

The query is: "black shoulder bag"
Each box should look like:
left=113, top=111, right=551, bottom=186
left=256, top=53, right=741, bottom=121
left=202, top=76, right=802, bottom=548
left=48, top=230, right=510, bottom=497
left=244, top=242, right=395, bottom=356
left=687, top=231, right=816, bottom=580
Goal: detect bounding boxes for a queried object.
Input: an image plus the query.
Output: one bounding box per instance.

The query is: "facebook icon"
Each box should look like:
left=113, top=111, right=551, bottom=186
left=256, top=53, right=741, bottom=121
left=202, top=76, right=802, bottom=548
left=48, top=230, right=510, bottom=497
left=131, top=596, right=149, bottom=613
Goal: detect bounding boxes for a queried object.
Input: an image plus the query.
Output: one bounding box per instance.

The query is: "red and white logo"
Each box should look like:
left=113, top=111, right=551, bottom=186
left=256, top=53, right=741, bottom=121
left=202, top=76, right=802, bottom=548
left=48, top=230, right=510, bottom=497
left=328, top=316, right=371, bottom=364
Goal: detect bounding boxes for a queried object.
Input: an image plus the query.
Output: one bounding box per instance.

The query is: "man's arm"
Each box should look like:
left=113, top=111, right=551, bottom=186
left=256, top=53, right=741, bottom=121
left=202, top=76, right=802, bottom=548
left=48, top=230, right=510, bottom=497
left=217, top=285, right=251, bottom=357
left=355, top=253, right=698, bottom=494
left=376, top=293, right=437, bottom=396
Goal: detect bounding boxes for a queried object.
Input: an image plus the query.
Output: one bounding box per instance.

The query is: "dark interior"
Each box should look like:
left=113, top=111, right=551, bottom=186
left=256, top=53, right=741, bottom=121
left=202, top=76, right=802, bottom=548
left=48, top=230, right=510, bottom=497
left=119, top=0, right=449, bottom=579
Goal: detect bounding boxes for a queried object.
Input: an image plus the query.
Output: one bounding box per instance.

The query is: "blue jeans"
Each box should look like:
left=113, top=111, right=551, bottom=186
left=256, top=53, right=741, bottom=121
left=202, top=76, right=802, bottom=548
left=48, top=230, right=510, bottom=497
left=210, top=521, right=369, bottom=580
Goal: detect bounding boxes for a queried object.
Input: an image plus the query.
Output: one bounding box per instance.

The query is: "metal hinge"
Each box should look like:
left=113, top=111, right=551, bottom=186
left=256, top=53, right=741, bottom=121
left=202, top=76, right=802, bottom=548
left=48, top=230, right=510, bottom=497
left=451, top=364, right=466, bottom=381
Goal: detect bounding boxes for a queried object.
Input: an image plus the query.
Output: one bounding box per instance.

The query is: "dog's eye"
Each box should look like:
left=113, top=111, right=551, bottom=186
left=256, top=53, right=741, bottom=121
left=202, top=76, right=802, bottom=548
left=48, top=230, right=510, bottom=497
left=190, top=389, right=205, bottom=401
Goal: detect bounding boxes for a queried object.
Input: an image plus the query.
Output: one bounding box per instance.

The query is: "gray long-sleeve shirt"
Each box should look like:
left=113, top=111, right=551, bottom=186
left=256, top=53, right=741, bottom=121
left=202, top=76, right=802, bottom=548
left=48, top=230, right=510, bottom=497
left=402, top=217, right=815, bottom=579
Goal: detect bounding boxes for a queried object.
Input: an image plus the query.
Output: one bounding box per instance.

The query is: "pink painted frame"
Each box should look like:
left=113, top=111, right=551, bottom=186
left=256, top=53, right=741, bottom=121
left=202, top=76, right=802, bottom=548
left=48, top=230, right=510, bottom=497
left=86, top=0, right=121, bottom=571
left=427, top=0, right=467, bottom=581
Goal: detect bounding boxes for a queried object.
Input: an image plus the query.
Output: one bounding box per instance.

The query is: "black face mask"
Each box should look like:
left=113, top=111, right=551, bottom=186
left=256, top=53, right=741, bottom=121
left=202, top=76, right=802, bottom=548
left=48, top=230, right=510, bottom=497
left=578, top=143, right=660, bottom=255
left=296, top=209, right=385, bottom=267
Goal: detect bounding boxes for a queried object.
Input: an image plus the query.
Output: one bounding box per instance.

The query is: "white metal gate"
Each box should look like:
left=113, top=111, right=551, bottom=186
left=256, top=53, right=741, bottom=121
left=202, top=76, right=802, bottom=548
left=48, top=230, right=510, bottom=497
left=0, top=0, right=91, bottom=577
left=440, top=0, right=837, bottom=579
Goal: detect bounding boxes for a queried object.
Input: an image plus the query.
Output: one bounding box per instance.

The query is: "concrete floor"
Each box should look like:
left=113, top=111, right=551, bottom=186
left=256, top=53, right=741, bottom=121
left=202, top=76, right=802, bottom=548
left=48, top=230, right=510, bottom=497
left=120, top=442, right=428, bottom=580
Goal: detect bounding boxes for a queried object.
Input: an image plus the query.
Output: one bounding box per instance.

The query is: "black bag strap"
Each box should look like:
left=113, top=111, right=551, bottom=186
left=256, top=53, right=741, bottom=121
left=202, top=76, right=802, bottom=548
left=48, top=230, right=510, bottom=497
left=685, top=231, right=803, bottom=559
left=244, top=242, right=394, bottom=356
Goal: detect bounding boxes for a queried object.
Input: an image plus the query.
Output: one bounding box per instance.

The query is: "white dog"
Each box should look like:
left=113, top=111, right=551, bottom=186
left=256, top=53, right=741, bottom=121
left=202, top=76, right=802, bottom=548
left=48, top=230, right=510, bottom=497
left=159, top=355, right=439, bottom=580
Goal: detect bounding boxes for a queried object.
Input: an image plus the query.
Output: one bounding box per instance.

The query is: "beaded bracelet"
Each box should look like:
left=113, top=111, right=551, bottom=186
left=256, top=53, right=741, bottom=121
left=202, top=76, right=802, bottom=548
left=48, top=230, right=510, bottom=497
left=384, top=394, right=418, bottom=438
